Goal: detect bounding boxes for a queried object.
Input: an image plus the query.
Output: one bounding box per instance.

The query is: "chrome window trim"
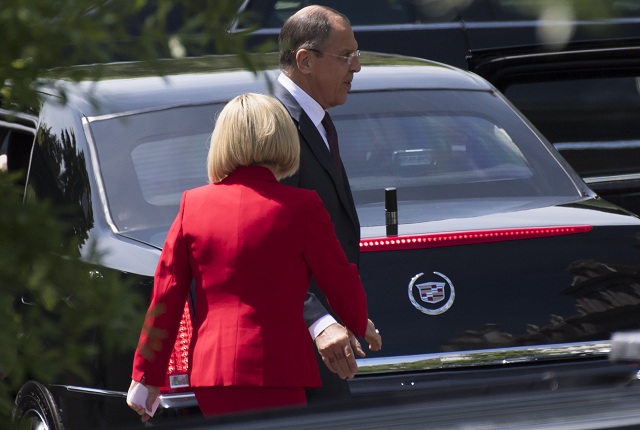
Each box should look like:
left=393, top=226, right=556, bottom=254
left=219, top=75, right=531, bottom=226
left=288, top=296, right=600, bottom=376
left=243, top=22, right=462, bottom=34
left=0, top=120, right=36, bottom=134
left=82, top=117, right=119, bottom=233
left=54, top=385, right=127, bottom=398
left=157, top=392, right=199, bottom=409
left=555, top=141, right=640, bottom=151
left=55, top=385, right=199, bottom=409
left=0, top=109, right=39, bottom=128
left=355, top=340, right=611, bottom=375
left=85, top=100, right=219, bottom=123
left=585, top=173, right=640, bottom=185
left=54, top=342, right=612, bottom=406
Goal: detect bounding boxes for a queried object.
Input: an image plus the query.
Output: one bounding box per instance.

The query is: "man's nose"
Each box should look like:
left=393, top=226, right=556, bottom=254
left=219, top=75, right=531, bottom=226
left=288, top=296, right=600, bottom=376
left=350, top=56, right=362, bottom=73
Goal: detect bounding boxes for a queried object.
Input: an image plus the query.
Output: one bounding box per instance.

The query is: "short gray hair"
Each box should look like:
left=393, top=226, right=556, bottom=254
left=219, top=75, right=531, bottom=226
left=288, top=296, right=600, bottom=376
left=278, top=6, right=349, bottom=71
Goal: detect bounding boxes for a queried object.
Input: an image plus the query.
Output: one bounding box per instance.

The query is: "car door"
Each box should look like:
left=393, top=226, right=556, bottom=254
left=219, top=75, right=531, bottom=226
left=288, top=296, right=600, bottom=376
left=0, top=110, right=38, bottom=194
left=467, top=39, right=640, bottom=216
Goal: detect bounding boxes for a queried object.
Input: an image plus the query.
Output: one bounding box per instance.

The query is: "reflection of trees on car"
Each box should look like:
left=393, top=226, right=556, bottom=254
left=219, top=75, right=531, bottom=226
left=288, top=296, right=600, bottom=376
left=0, top=172, right=144, bottom=422
left=33, top=124, right=94, bottom=242
left=1, top=1, right=251, bottom=424
left=441, top=251, right=640, bottom=352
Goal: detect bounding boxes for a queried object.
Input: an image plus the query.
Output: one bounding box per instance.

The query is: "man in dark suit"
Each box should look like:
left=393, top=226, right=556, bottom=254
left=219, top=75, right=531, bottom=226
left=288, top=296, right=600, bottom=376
left=273, top=5, right=380, bottom=402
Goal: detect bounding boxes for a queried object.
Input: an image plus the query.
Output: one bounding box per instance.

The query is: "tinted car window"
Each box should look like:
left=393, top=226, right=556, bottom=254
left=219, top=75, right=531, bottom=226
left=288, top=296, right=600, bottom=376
left=89, top=103, right=222, bottom=233
left=335, top=90, right=580, bottom=227
left=88, top=88, right=581, bottom=234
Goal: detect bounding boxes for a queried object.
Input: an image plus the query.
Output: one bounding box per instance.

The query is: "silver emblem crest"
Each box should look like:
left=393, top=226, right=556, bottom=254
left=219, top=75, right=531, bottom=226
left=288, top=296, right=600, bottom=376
left=408, top=272, right=455, bottom=315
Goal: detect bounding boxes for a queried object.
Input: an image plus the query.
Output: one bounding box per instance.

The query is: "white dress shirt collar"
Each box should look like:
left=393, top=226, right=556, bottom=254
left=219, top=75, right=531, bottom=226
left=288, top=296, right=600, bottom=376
left=278, top=73, right=327, bottom=131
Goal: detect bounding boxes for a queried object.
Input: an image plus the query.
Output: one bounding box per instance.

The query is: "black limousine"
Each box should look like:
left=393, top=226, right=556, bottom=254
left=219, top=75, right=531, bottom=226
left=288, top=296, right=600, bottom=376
left=4, top=52, right=640, bottom=429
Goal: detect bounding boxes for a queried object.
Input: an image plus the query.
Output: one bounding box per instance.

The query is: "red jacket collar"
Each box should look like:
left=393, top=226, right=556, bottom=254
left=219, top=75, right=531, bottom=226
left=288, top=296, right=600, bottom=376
left=221, top=165, right=278, bottom=183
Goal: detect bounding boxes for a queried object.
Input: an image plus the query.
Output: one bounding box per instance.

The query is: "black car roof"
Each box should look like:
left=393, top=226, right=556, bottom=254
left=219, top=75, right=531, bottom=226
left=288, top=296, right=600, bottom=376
left=41, top=52, right=492, bottom=118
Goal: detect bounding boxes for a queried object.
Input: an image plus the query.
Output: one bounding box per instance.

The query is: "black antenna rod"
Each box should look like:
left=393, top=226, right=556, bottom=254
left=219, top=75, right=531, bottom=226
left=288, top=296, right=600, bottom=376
left=385, top=187, right=398, bottom=236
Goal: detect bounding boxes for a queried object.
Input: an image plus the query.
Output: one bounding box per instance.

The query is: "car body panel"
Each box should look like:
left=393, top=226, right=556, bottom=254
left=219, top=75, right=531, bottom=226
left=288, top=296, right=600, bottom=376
left=4, top=52, right=640, bottom=427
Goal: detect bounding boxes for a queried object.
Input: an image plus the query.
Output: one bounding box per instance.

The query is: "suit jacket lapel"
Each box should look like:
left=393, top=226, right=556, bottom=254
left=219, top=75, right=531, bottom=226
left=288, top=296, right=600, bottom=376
left=272, top=81, right=359, bottom=231
left=273, top=83, right=337, bottom=182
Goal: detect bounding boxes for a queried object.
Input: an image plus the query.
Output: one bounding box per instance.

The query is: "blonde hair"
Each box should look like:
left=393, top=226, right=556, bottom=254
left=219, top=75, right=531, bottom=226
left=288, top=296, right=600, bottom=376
left=207, top=93, right=300, bottom=182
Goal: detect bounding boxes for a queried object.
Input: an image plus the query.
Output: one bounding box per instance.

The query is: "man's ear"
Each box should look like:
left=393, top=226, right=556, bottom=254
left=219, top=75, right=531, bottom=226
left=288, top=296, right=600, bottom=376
left=295, top=49, right=313, bottom=74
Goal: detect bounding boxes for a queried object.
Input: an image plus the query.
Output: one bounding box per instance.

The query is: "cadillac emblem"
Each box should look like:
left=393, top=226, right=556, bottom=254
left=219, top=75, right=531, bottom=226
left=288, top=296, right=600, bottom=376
left=408, top=272, right=455, bottom=315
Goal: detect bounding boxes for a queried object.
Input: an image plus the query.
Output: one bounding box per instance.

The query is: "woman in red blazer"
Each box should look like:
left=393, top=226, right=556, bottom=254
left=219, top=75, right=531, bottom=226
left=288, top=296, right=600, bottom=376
left=127, top=93, right=381, bottom=420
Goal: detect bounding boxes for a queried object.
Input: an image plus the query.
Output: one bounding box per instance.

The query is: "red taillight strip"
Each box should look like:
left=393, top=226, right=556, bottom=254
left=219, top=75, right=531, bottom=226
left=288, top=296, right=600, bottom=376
left=167, top=303, right=192, bottom=375
left=360, top=225, right=592, bottom=252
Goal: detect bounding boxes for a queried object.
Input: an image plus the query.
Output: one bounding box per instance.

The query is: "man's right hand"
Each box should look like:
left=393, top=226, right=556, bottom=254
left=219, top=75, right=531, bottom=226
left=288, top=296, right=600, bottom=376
left=364, top=319, right=382, bottom=351
left=314, top=322, right=358, bottom=379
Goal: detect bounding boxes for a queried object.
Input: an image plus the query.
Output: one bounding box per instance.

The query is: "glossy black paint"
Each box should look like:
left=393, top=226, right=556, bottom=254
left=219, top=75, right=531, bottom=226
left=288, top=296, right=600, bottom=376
left=3, top=53, right=640, bottom=427
left=360, top=217, right=640, bottom=357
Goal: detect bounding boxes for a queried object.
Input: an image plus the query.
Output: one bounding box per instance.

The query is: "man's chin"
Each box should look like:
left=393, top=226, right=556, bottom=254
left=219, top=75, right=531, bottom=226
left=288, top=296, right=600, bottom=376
left=335, top=94, right=349, bottom=106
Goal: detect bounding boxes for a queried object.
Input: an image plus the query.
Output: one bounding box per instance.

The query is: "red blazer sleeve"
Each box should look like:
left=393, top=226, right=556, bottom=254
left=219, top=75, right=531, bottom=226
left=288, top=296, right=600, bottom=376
left=301, top=192, right=368, bottom=338
left=131, top=192, right=193, bottom=386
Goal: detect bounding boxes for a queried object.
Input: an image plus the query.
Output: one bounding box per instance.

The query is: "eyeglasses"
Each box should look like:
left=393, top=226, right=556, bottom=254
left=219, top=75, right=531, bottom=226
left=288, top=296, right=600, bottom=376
left=307, top=49, right=361, bottom=66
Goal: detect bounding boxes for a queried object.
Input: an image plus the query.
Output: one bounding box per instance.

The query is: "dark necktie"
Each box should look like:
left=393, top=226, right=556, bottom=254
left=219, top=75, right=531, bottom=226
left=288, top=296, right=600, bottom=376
left=321, top=112, right=343, bottom=181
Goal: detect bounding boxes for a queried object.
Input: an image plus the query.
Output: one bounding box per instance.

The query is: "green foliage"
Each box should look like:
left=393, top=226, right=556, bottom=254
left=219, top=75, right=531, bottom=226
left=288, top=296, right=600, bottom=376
left=0, top=1, right=264, bottom=426
left=0, top=0, right=256, bottom=110
left=0, top=173, right=145, bottom=423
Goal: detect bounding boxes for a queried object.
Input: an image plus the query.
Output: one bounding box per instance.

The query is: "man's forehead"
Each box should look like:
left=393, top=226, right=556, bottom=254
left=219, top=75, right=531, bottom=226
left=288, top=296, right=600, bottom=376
left=326, top=20, right=356, bottom=48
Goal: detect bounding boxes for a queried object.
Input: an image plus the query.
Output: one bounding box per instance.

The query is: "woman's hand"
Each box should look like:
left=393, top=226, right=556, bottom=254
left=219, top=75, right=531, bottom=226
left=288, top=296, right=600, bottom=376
left=126, top=379, right=160, bottom=422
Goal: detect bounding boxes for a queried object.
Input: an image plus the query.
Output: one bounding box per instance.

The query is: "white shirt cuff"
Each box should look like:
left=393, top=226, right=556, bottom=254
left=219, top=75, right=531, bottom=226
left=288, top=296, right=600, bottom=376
left=309, top=315, right=337, bottom=340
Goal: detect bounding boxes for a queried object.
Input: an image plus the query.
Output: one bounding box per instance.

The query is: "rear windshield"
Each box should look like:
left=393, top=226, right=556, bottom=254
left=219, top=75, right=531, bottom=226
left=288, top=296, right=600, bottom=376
left=89, top=89, right=581, bottom=233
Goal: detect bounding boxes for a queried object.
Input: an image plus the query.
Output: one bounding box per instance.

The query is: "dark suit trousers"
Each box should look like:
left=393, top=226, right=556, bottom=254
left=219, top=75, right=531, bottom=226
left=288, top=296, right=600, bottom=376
left=305, top=351, right=351, bottom=404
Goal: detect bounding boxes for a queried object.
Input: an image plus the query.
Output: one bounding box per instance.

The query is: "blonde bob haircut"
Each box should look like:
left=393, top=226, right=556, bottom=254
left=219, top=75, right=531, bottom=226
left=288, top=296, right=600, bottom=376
left=207, top=93, right=300, bottom=183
